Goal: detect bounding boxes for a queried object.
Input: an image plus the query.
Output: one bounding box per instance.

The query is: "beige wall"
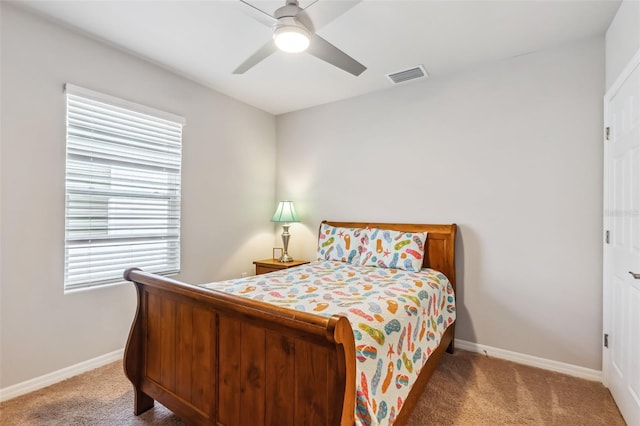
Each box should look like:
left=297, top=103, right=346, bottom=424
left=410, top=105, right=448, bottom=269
left=0, top=4, right=276, bottom=388
left=276, top=37, right=605, bottom=370
left=605, top=0, right=640, bottom=88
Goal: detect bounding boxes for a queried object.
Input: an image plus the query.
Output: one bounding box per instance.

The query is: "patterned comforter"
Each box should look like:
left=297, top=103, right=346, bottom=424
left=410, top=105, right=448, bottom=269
left=202, top=260, right=455, bottom=426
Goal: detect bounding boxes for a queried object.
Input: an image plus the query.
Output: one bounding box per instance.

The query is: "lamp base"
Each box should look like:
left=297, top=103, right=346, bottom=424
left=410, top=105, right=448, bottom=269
left=279, top=224, right=294, bottom=262
left=278, top=253, right=294, bottom=263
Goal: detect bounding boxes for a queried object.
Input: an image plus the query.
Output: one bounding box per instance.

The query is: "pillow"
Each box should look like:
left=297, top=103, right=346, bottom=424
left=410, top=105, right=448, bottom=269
left=358, top=228, right=427, bottom=272
left=316, top=223, right=364, bottom=264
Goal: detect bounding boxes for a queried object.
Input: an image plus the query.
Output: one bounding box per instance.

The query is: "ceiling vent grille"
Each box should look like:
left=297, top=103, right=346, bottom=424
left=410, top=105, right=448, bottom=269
left=386, top=65, right=428, bottom=84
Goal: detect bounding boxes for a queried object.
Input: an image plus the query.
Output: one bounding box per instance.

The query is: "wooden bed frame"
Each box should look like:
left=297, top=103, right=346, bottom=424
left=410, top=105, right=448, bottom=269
left=123, top=221, right=456, bottom=425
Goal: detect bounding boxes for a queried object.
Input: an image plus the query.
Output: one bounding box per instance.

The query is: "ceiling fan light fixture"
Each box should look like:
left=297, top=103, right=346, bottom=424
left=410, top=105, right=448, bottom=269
left=273, top=22, right=310, bottom=53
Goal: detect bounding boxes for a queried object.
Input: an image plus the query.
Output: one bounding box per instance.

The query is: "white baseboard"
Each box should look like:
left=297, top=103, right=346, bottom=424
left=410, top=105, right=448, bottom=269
left=0, top=341, right=603, bottom=402
left=454, top=339, right=602, bottom=382
left=0, top=348, right=124, bottom=402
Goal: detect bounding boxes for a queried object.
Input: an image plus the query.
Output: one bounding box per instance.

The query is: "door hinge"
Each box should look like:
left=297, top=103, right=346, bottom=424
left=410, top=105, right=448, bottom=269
left=605, top=127, right=610, bottom=141
left=605, top=230, right=610, bottom=244
left=604, top=333, right=609, bottom=348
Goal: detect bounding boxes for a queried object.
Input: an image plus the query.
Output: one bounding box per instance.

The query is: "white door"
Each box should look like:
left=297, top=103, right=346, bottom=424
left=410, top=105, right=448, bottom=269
left=603, top=51, right=640, bottom=426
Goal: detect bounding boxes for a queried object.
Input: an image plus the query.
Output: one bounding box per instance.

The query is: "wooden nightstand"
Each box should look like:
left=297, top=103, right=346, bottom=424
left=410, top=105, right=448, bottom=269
left=253, top=259, right=310, bottom=275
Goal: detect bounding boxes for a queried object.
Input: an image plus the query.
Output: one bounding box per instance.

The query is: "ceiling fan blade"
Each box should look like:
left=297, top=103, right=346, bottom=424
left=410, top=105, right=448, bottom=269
left=302, top=0, right=361, bottom=30
left=233, top=40, right=278, bottom=74
left=239, top=0, right=278, bottom=27
left=307, top=34, right=366, bottom=76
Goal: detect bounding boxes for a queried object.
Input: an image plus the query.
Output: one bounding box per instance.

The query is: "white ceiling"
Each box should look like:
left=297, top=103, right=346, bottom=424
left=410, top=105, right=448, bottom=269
left=15, top=0, right=621, bottom=115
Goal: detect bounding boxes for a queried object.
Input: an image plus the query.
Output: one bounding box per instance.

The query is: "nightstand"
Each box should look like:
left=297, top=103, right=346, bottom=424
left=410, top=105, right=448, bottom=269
left=253, top=259, right=310, bottom=275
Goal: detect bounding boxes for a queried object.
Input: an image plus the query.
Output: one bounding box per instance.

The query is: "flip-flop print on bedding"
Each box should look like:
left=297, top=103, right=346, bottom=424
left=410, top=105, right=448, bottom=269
left=202, top=260, right=455, bottom=426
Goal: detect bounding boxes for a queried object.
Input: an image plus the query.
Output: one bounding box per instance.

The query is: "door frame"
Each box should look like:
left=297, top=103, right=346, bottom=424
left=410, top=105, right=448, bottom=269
left=602, top=47, right=640, bottom=389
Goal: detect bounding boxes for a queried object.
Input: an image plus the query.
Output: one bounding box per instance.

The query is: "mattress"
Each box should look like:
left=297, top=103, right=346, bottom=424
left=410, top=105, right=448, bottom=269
left=202, top=260, right=455, bottom=426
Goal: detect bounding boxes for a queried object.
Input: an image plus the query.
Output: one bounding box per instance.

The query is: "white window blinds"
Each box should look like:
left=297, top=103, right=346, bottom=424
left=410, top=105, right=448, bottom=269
left=64, top=84, right=185, bottom=291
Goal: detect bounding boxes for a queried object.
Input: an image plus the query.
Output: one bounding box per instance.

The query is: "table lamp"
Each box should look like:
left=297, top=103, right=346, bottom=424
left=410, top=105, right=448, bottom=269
left=271, top=201, right=299, bottom=262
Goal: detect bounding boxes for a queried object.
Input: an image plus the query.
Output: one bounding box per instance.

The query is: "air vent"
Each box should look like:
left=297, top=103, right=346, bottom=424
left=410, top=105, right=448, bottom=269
left=386, top=65, right=428, bottom=84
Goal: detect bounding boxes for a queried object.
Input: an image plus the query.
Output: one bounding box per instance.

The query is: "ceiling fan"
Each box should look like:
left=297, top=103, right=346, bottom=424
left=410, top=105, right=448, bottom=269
left=234, top=0, right=366, bottom=76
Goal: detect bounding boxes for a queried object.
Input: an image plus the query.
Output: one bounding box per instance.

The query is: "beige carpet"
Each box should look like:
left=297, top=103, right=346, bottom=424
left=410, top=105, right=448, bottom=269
left=0, top=350, right=624, bottom=425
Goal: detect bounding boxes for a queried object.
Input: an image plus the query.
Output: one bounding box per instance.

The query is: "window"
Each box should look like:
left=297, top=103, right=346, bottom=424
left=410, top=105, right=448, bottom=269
left=64, top=84, right=185, bottom=292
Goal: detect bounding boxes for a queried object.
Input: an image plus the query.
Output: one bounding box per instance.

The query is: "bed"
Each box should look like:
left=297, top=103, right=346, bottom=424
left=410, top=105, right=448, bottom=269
left=123, top=221, right=457, bottom=425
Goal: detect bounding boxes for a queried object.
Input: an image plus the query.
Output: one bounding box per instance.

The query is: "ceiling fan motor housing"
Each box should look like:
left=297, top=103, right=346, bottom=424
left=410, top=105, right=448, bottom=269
left=274, top=2, right=302, bottom=19
left=272, top=0, right=311, bottom=53
left=273, top=16, right=310, bottom=52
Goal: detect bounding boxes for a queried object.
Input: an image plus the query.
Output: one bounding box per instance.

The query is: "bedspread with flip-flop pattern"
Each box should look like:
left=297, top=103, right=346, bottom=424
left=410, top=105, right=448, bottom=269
left=202, top=260, right=455, bottom=426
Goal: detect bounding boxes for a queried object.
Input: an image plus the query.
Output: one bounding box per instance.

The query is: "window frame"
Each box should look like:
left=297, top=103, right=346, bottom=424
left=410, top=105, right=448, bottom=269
left=63, top=84, right=185, bottom=293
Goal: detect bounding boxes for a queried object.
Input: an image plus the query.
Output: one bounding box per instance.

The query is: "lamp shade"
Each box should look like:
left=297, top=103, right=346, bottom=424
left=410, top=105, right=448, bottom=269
left=271, top=201, right=299, bottom=223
